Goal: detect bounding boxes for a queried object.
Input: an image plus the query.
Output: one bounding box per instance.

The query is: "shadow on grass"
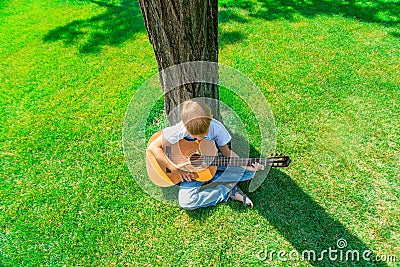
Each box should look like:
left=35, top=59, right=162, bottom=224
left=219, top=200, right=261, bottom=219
left=187, top=168, right=388, bottom=266
left=390, top=31, right=400, bottom=38
left=256, top=0, right=399, bottom=26
left=43, top=0, right=399, bottom=53
left=186, top=134, right=387, bottom=266
left=219, top=31, right=248, bottom=48
left=43, top=0, right=145, bottom=53
left=221, top=0, right=400, bottom=26
left=248, top=168, right=387, bottom=266
left=218, top=0, right=399, bottom=45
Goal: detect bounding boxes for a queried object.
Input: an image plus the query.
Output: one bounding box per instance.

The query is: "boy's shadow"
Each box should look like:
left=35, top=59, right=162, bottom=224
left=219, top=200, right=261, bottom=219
left=185, top=136, right=387, bottom=266
left=187, top=168, right=387, bottom=266
left=247, top=168, right=388, bottom=266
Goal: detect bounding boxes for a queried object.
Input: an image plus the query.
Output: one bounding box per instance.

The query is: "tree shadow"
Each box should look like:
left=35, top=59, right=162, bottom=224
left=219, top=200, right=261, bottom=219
left=219, top=7, right=250, bottom=24
left=231, top=168, right=388, bottom=266
left=185, top=134, right=387, bottom=266
left=43, top=0, right=399, bottom=53
left=219, top=30, right=248, bottom=48
left=185, top=168, right=388, bottom=266
left=253, top=0, right=400, bottom=26
left=220, top=0, right=400, bottom=26
left=43, top=0, right=145, bottom=53
left=390, top=31, right=400, bottom=38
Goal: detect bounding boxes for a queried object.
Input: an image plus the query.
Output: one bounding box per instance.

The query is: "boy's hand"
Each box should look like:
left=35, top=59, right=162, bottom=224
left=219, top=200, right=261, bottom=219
left=174, top=161, right=192, bottom=172
left=246, top=162, right=265, bottom=172
left=173, top=162, right=195, bottom=182
left=179, top=172, right=194, bottom=182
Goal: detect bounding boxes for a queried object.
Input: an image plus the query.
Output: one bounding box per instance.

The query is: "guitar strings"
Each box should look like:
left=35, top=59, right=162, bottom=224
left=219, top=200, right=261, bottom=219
left=163, top=155, right=284, bottom=166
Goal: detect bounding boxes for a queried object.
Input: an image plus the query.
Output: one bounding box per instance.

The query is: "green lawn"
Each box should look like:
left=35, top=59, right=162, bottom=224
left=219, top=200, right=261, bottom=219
left=1, top=0, right=399, bottom=266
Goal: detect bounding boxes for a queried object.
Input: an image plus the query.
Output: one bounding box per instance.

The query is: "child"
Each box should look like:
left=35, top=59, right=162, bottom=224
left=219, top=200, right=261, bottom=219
left=147, top=99, right=264, bottom=210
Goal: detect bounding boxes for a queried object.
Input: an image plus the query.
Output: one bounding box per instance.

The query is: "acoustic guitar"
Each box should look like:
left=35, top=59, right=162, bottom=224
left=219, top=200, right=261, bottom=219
left=146, top=131, right=291, bottom=187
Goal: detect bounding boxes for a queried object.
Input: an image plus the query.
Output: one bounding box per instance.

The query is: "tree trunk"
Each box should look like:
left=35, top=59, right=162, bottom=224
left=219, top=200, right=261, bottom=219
left=138, top=0, right=220, bottom=124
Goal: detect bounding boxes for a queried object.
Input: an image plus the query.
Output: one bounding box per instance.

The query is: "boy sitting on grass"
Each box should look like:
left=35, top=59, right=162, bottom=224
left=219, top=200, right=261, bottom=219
left=148, top=99, right=264, bottom=210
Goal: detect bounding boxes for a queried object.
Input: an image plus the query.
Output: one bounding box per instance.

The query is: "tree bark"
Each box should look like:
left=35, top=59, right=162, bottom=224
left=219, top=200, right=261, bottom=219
left=138, top=0, right=220, bottom=124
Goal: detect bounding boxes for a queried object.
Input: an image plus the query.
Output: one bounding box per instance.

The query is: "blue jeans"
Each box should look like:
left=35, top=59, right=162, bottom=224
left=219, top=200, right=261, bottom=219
left=178, top=166, right=255, bottom=210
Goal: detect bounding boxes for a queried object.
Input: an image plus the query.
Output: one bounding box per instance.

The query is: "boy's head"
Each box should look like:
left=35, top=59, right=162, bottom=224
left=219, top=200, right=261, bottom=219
left=181, top=99, right=212, bottom=136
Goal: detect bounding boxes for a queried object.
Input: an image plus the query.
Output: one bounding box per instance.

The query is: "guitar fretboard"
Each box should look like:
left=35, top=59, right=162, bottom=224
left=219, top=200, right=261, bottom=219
left=201, top=156, right=273, bottom=166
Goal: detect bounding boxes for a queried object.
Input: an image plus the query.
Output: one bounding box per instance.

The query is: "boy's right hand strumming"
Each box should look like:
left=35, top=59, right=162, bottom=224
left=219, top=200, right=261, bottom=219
left=147, top=133, right=195, bottom=182
left=173, top=162, right=194, bottom=182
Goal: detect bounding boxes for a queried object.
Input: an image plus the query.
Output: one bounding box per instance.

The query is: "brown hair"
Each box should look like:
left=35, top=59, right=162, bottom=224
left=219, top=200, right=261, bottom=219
left=181, top=99, right=212, bottom=135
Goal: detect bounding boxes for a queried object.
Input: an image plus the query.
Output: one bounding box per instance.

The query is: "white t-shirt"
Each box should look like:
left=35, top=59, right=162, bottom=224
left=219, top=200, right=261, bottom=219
left=162, top=119, right=231, bottom=147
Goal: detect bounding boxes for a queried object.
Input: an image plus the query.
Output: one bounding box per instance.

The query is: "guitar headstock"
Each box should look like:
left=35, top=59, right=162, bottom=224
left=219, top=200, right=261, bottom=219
left=268, top=154, right=291, bottom=168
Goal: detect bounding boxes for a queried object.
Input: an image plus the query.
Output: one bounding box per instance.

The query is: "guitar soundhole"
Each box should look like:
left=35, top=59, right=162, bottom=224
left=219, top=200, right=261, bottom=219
left=190, top=153, right=203, bottom=167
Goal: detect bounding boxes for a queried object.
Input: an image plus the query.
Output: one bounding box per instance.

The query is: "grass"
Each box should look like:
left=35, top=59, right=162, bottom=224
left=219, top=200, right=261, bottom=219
left=1, top=0, right=399, bottom=266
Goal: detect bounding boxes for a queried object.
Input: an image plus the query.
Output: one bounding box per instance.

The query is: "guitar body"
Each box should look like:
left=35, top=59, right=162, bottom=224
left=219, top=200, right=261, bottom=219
left=146, top=131, right=218, bottom=187
left=146, top=132, right=291, bottom=187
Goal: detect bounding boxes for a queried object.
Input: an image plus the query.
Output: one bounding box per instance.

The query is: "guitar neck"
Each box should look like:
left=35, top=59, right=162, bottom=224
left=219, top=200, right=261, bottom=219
left=204, top=156, right=271, bottom=166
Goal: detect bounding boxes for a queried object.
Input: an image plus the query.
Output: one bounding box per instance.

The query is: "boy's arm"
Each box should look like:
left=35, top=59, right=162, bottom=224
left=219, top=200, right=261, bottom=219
left=219, top=144, right=238, bottom=158
left=147, top=133, right=193, bottom=176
